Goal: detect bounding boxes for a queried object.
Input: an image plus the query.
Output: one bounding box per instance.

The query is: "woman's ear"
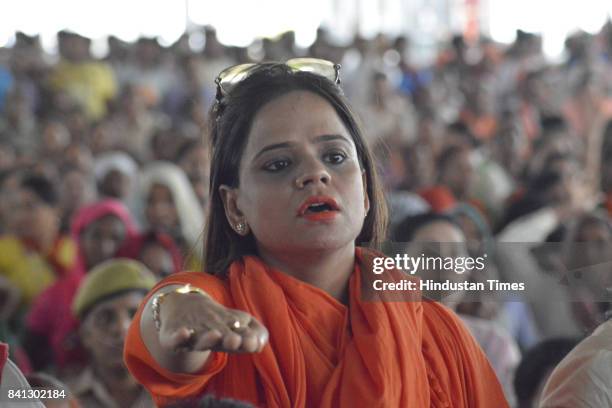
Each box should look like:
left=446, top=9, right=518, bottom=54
left=219, top=185, right=249, bottom=235
left=362, top=170, right=370, bottom=216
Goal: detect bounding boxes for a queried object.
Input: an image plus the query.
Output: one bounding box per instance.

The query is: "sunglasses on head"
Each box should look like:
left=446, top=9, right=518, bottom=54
left=213, top=58, right=341, bottom=113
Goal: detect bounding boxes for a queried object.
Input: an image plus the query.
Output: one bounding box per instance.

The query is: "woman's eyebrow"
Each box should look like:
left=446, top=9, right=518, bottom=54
left=313, top=134, right=352, bottom=144
left=253, top=142, right=293, bottom=161
left=253, top=134, right=351, bottom=161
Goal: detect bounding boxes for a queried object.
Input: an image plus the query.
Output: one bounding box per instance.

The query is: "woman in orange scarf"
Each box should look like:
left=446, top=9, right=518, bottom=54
left=124, top=61, right=508, bottom=407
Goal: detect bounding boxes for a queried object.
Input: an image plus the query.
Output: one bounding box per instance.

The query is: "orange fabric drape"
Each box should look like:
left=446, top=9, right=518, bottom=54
left=124, top=248, right=508, bottom=407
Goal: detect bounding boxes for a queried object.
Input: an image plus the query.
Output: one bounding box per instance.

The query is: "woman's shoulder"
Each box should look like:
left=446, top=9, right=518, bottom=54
left=548, top=320, right=612, bottom=377
left=420, top=300, right=467, bottom=332
left=541, top=343, right=612, bottom=407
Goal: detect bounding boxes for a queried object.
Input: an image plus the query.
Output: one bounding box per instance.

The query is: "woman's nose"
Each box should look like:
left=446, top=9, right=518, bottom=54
left=111, top=314, right=132, bottom=338
left=100, top=238, right=118, bottom=257
left=294, top=160, right=331, bottom=189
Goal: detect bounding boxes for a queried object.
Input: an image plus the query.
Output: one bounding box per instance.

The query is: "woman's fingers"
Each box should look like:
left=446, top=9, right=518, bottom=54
left=231, top=310, right=254, bottom=328
left=192, top=329, right=223, bottom=351
left=159, top=326, right=196, bottom=350
left=168, top=322, right=269, bottom=354
left=199, top=319, right=269, bottom=354
left=157, top=292, right=269, bottom=354
left=239, top=329, right=260, bottom=352
left=248, top=317, right=270, bottom=352
left=221, top=331, right=243, bottom=351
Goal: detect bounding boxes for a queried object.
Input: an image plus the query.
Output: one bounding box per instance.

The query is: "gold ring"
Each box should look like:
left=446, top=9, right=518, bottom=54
left=231, top=320, right=242, bottom=330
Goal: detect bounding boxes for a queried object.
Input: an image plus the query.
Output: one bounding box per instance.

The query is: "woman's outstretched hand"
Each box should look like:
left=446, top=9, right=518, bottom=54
left=156, top=290, right=269, bottom=355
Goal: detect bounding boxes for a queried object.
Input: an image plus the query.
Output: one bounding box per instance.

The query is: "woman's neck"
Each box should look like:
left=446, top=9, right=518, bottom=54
left=258, top=243, right=356, bottom=304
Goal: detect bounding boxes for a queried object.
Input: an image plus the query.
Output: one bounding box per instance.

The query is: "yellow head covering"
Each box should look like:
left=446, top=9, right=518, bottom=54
left=72, top=258, right=156, bottom=318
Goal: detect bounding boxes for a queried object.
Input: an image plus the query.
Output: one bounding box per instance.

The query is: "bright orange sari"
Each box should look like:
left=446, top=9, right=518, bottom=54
left=124, top=248, right=508, bottom=407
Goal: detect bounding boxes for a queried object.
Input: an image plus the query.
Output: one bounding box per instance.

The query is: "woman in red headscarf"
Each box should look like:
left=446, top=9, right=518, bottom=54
left=24, top=199, right=139, bottom=372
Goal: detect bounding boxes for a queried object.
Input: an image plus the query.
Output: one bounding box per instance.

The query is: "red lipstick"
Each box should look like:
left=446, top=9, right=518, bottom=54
left=302, top=211, right=338, bottom=222
left=297, top=195, right=340, bottom=222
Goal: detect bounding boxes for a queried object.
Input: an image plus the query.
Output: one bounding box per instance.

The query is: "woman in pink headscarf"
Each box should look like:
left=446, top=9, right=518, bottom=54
left=24, top=199, right=139, bottom=372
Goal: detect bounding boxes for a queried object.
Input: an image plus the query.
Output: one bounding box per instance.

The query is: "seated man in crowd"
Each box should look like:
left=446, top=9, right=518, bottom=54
left=66, top=258, right=156, bottom=408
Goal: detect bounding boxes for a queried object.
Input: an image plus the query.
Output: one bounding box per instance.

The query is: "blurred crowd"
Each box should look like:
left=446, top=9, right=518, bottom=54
left=0, top=21, right=611, bottom=407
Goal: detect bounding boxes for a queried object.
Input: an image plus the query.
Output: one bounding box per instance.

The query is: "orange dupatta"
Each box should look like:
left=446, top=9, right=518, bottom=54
left=124, top=248, right=508, bottom=407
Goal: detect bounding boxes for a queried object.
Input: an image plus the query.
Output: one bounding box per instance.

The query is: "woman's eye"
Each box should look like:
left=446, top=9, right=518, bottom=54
left=325, top=152, right=347, bottom=164
left=94, top=310, right=115, bottom=327
left=263, top=159, right=291, bottom=172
